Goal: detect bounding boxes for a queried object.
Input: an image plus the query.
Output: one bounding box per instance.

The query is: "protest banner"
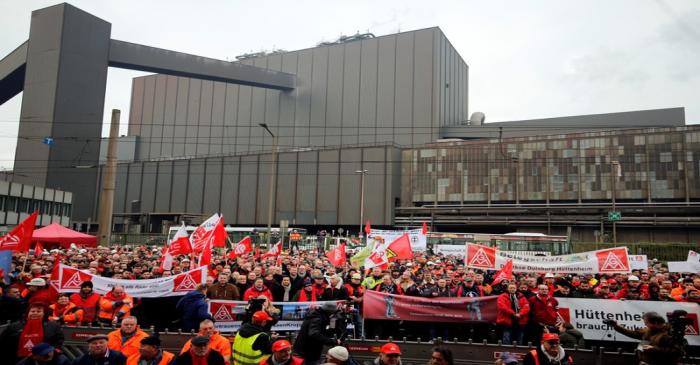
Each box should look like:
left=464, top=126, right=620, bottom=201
left=435, top=245, right=551, bottom=258
left=556, top=298, right=700, bottom=346
left=465, top=243, right=631, bottom=274
left=362, top=290, right=497, bottom=323
left=668, top=250, right=700, bottom=273
left=208, top=300, right=346, bottom=332
left=628, top=254, right=648, bottom=271
left=368, top=229, right=426, bottom=252
left=57, top=264, right=207, bottom=297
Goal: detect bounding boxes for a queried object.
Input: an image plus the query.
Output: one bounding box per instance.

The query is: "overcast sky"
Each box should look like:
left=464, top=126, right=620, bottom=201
left=1, top=0, right=699, bottom=170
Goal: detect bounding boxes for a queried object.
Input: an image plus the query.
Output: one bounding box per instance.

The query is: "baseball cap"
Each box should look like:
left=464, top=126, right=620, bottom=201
left=28, top=278, right=46, bottom=286
left=542, top=333, right=560, bottom=342
left=351, top=273, right=362, bottom=280
left=380, top=342, right=401, bottom=355
left=271, top=340, right=292, bottom=352
left=607, top=279, right=617, bottom=284
left=31, top=343, right=54, bottom=356
left=252, top=311, right=273, bottom=322
left=544, top=273, right=555, bottom=278
left=627, top=275, right=640, bottom=281
left=327, top=346, right=349, bottom=361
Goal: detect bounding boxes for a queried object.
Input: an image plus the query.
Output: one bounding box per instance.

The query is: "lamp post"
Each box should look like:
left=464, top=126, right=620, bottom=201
left=355, top=169, right=368, bottom=239
left=260, top=123, right=277, bottom=249
left=611, top=160, right=620, bottom=243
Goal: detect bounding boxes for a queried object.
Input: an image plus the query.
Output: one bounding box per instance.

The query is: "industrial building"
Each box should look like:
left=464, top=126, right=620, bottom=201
left=1, top=3, right=698, bottom=243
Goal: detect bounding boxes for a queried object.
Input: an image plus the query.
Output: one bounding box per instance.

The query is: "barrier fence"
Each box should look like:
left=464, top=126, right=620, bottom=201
left=50, top=325, right=644, bottom=365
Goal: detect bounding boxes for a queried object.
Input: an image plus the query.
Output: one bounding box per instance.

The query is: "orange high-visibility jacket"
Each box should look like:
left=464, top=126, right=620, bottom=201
left=107, top=328, right=149, bottom=358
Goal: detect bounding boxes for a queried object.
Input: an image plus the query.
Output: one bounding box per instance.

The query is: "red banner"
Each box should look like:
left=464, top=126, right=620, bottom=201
left=363, top=290, right=497, bottom=323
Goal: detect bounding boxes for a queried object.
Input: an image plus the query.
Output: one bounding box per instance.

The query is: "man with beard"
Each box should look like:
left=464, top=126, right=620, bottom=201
left=273, top=276, right=297, bottom=302
left=572, top=281, right=596, bottom=299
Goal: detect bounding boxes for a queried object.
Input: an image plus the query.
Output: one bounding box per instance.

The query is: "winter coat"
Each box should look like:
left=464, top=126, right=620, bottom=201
left=0, top=319, right=64, bottom=364
left=496, top=292, right=530, bottom=326
left=528, top=294, right=559, bottom=326
left=243, top=285, right=273, bottom=301
left=0, top=294, right=26, bottom=323
left=207, top=282, right=240, bottom=300
left=17, top=352, right=71, bottom=365
left=292, top=309, right=336, bottom=362
left=73, top=350, right=127, bottom=365
left=176, top=290, right=212, bottom=332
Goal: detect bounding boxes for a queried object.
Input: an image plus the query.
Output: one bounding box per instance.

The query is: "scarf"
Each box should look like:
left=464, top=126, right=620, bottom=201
left=189, top=348, right=209, bottom=365
left=540, top=344, right=566, bottom=363
left=510, top=293, right=520, bottom=314
left=283, top=285, right=291, bottom=302
left=17, top=318, right=44, bottom=357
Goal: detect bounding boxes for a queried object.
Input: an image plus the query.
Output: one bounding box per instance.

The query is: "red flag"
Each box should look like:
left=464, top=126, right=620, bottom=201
left=33, top=242, right=44, bottom=257
left=228, top=236, right=252, bottom=260
left=198, top=240, right=212, bottom=268
left=386, top=233, right=413, bottom=260
left=422, top=221, right=429, bottom=235
left=326, top=243, right=347, bottom=267
left=492, top=259, right=514, bottom=285
left=213, top=216, right=227, bottom=248
left=254, top=246, right=260, bottom=260
left=169, top=223, right=193, bottom=255
left=190, top=214, right=221, bottom=252
left=364, top=221, right=371, bottom=235
left=0, top=211, right=38, bottom=252
left=261, top=241, right=282, bottom=259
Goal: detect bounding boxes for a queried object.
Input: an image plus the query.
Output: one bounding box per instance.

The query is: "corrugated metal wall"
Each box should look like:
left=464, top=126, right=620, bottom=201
left=110, top=145, right=400, bottom=225
left=128, top=28, right=468, bottom=161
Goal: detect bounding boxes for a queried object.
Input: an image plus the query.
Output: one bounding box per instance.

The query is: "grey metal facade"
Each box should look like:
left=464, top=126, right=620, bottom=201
left=106, top=145, right=401, bottom=227
left=0, top=180, right=72, bottom=228
left=128, top=27, right=469, bottom=161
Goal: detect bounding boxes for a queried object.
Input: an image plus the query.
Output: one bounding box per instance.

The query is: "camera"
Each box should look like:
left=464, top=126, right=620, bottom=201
left=667, top=310, right=691, bottom=346
left=602, top=319, right=616, bottom=326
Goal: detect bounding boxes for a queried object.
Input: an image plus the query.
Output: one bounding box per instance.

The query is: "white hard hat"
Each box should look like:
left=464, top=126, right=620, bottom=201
left=627, top=275, right=640, bottom=281
left=28, top=278, right=46, bottom=286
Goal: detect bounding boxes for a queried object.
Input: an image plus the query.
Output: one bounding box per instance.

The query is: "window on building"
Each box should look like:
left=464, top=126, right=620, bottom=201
left=7, top=196, right=18, bottom=212
left=0, top=196, right=5, bottom=211
left=64, top=204, right=72, bottom=217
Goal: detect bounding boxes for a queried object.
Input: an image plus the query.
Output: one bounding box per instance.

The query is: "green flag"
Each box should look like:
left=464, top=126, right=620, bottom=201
left=350, top=241, right=374, bottom=268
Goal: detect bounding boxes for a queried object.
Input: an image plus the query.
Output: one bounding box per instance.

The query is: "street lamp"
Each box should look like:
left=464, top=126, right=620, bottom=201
left=355, top=169, right=368, bottom=240
left=611, top=160, right=620, bottom=243
left=259, top=123, right=278, bottom=249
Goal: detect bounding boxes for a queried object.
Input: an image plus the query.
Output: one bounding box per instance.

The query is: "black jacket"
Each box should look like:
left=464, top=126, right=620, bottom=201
left=272, top=284, right=298, bottom=302
left=0, top=294, right=26, bottom=323
left=292, top=309, right=336, bottom=361
left=236, top=322, right=273, bottom=354
left=0, top=319, right=64, bottom=364
left=174, top=349, right=225, bottom=365
left=72, top=349, right=127, bottom=365
left=175, top=291, right=212, bottom=332
left=559, top=328, right=585, bottom=348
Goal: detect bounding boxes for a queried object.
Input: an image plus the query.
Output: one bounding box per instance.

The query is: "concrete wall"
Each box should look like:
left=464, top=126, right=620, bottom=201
left=108, top=145, right=401, bottom=226
left=128, top=28, right=468, bottom=161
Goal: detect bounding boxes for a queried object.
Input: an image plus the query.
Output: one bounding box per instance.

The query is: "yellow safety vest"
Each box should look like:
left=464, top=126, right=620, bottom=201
left=232, top=332, right=268, bottom=365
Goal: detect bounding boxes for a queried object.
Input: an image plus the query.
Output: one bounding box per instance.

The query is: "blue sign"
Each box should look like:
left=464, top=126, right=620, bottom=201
left=0, top=250, right=12, bottom=284
left=43, top=137, right=54, bottom=146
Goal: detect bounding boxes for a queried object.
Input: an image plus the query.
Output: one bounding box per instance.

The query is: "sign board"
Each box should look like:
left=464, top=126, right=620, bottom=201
left=608, top=211, right=622, bottom=221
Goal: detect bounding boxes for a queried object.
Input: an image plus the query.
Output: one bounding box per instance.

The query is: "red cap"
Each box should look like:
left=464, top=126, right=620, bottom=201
left=542, top=333, right=560, bottom=342
left=607, top=279, right=617, bottom=284
left=380, top=343, right=401, bottom=355
left=271, top=340, right=292, bottom=352
left=252, top=311, right=273, bottom=322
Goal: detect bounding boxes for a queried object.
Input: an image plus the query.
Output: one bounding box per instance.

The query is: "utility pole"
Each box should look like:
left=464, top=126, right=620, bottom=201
left=355, top=169, right=368, bottom=239
left=97, top=109, right=120, bottom=246
left=611, top=160, right=619, bottom=244
left=260, top=123, right=277, bottom=249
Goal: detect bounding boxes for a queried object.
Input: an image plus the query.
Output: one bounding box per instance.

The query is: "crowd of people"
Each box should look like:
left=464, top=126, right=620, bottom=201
left=0, top=241, right=697, bottom=364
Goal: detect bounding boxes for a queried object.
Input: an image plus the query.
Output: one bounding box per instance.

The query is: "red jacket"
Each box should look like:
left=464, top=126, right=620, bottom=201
left=243, top=285, right=273, bottom=301
left=528, top=294, right=559, bottom=326
left=496, top=292, right=530, bottom=326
